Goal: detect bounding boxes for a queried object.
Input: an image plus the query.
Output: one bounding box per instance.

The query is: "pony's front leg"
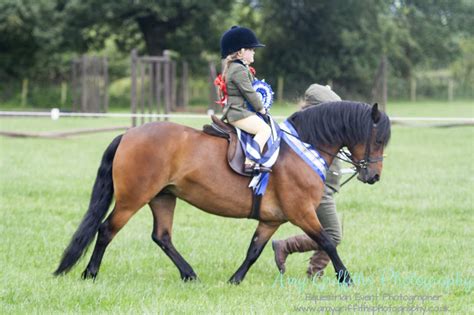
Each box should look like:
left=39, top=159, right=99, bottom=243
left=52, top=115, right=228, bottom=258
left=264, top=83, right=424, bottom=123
left=292, top=213, right=352, bottom=285
left=229, top=221, right=280, bottom=284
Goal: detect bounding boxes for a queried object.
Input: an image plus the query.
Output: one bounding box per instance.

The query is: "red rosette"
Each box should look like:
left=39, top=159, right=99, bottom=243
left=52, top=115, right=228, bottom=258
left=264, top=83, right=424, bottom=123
left=249, top=66, right=256, bottom=76
left=214, top=74, right=227, bottom=107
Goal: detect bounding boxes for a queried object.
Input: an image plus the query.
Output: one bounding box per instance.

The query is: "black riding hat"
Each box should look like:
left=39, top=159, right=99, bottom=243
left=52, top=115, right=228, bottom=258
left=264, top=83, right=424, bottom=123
left=220, top=26, right=265, bottom=58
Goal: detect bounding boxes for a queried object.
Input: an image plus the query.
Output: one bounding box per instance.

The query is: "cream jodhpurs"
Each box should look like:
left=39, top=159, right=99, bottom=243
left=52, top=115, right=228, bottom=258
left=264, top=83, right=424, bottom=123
left=230, top=115, right=271, bottom=154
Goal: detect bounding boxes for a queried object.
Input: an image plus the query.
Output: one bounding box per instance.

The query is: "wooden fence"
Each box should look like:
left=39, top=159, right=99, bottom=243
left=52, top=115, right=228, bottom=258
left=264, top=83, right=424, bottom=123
left=71, top=56, right=108, bottom=112
left=130, top=49, right=189, bottom=127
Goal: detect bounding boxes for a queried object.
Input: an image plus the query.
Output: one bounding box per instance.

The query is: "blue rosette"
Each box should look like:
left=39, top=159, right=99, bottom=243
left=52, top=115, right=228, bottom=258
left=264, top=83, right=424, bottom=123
left=246, top=80, right=274, bottom=112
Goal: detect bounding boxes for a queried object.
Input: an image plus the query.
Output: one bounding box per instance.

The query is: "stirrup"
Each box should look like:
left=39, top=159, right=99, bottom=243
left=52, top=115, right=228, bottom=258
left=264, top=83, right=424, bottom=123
left=244, top=162, right=257, bottom=174
left=258, top=165, right=272, bottom=173
left=244, top=163, right=272, bottom=175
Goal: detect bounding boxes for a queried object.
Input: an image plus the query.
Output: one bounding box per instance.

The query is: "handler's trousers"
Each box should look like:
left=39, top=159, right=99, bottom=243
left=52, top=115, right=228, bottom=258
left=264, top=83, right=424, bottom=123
left=274, top=186, right=342, bottom=277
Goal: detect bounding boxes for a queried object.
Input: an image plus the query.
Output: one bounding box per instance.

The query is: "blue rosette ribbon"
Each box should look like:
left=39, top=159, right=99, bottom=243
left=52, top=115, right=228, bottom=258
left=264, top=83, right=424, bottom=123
left=246, top=80, right=274, bottom=112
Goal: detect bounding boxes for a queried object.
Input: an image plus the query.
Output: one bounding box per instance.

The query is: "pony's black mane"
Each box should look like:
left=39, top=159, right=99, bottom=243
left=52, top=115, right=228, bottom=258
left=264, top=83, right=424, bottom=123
left=288, top=101, right=391, bottom=148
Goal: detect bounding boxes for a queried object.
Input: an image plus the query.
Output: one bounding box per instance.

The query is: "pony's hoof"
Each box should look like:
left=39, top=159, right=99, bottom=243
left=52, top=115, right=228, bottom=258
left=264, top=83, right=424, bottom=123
left=228, top=277, right=242, bottom=285
left=340, top=278, right=353, bottom=286
left=181, top=272, right=198, bottom=282
left=81, top=268, right=97, bottom=280
left=336, top=270, right=352, bottom=286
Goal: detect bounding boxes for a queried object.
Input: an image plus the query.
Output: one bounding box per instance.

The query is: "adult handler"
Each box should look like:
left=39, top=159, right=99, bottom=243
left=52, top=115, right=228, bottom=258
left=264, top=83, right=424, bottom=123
left=272, top=83, right=343, bottom=277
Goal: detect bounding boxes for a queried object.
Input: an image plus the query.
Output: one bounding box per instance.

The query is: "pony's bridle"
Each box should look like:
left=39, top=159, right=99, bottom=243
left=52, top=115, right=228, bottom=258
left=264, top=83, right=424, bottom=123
left=326, top=121, right=384, bottom=187
left=345, top=122, right=384, bottom=170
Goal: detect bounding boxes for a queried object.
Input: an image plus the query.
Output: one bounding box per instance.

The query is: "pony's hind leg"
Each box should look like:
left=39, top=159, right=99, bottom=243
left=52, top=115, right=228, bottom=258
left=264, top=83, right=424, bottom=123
left=149, top=193, right=197, bottom=281
left=229, top=221, right=280, bottom=284
left=82, top=202, right=143, bottom=279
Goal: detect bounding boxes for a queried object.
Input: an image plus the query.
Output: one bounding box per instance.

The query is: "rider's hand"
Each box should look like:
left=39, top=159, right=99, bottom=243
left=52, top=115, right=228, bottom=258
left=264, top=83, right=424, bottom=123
left=259, top=108, right=266, bottom=115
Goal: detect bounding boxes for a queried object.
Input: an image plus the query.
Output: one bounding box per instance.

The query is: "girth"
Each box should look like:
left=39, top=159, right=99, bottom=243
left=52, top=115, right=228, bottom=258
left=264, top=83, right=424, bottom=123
left=203, top=115, right=262, bottom=220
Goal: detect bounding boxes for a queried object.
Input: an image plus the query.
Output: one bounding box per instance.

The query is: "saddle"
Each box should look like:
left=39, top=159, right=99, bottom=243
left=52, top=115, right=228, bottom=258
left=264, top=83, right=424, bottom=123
left=203, top=115, right=252, bottom=177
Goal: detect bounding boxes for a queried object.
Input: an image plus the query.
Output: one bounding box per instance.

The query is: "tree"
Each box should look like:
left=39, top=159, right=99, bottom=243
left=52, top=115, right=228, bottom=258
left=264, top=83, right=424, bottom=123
left=257, top=0, right=387, bottom=99
left=61, top=1, right=231, bottom=61
left=252, top=0, right=473, bottom=99
left=0, top=0, right=67, bottom=80
left=392, top=0, right=474, bottom=70
left=451, top=37, right=474, bottom=95
left=0, top=0, right=232, bottom=80
left=2, top=0, right=472, bottom=100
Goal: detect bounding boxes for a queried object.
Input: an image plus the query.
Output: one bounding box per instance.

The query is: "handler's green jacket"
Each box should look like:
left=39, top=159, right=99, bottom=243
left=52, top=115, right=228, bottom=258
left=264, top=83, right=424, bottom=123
left=223, top=60, right=263, bottom=122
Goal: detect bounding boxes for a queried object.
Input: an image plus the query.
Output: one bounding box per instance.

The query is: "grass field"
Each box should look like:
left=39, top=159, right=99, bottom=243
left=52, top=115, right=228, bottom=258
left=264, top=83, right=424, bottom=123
left=1, top=101, right=473, bottom=314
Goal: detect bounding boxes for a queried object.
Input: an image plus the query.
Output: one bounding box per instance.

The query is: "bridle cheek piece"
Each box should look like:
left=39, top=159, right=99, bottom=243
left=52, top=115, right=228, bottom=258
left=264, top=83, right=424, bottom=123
left=354, top=122, right=384, bottom=174
left=341, top=122, right=384, bottom=172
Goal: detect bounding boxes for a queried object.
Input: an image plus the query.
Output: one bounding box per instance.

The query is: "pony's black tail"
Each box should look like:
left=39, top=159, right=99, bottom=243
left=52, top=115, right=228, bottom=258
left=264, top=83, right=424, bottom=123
left=54, top=134, right=123, bottom=276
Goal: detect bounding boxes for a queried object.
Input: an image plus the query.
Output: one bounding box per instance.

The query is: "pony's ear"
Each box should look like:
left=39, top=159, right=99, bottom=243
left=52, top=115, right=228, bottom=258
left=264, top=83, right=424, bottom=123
left=371, top=103, right=381, bottom=124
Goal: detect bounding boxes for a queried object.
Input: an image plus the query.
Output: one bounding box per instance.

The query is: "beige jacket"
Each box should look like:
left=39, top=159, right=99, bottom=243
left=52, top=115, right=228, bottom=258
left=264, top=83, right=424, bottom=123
left=222, top=60, right=263, bottom=122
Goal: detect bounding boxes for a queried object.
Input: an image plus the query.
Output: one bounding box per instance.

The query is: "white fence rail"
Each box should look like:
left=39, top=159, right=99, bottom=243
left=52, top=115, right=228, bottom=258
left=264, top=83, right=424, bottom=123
left=0, top=110, right=473, bottom=124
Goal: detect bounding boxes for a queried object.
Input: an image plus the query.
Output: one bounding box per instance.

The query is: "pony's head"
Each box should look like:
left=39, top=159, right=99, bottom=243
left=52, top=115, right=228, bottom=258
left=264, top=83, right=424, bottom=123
left=348, top=103, right=390, bottom=184
left=288, top=101, right=391, bottom=184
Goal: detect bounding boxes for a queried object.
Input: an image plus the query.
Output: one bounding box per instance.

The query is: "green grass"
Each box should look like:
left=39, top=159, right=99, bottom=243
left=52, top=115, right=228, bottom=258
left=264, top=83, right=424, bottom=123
left=385, top=100, right=474, bottom=118
left=1, top=102, right=473, bottom=313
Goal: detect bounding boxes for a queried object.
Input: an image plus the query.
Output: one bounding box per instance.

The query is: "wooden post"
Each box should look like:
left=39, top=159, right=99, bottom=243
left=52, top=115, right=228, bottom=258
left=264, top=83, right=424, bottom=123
left=371, top=55, right=387, bottom=112
left=277, top=76, right=284, bottom=102
left=97, top=57, right=101, bottom=112
left=181, top=61, right=189, bottom=108
left=163, top=50, right=171, bottom=121
left=131, top=49, right=138, bottom=127
left=381, top=55, right=387, bottom=112
left=21, top=79, right=28, bottom=107
left=156, top=62, right=162, bottom=120
left=94, top=56, right=100, bottom=112
left=139, top=60, right=145, bottom=125
left=150, top=58, right=157, bottom=121
left=95, top=58, right=100, bottom=111
left=147, top=63, right=153, bottom=122
left=410, top=76, right=417, bottom=102
left=170, top=61, right=177, bottom=111
left=448, top=79, right=454, bottom=102
left=72, top=60, right=77, bottom=112
left=164, top=61, right=171, bottom=119
left=61, top=82, right=67, bottom=106
left=88, top=56, right=93, bottom=112
left=81, top=56, right=88, bottom=112
left=90, top=56, right=94, bottom=112
left=103, top=57, right=109, bottom=112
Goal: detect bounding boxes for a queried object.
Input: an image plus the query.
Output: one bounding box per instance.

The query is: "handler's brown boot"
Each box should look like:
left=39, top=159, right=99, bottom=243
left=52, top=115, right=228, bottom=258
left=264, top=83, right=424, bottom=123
left=272, top=234, right=318, bottom=273
left=307, top=250, right=331, bottom=278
